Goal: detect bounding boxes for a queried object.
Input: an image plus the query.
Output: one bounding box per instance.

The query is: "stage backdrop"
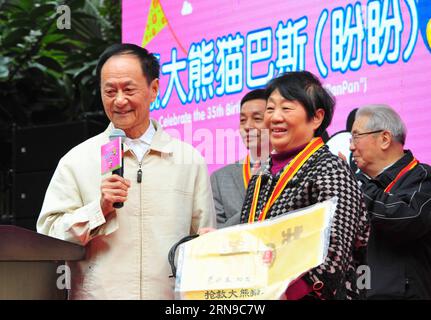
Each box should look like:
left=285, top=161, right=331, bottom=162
left=122, top=0, right=431, bottom=173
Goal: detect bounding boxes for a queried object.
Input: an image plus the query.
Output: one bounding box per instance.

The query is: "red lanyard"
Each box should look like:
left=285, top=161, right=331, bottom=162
left=242, top=154, right=251, bottom=189
left=384, top=158, right=418, bottom=193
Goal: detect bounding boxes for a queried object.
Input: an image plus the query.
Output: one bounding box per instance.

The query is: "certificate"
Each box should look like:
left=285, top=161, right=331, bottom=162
left=175, top=198, right=337, bottom=300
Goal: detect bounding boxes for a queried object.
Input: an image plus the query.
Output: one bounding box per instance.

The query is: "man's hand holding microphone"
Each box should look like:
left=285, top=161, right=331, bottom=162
left=100, top=129, right=130, bottom=216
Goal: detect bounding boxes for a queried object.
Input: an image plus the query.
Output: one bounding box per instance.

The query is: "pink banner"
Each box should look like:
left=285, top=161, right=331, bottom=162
left=123, top=0, right=431, bottom=173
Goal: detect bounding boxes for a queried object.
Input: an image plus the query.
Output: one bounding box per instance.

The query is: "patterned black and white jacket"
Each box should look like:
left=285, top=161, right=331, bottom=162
left=240, top=145, right=370, bottom=300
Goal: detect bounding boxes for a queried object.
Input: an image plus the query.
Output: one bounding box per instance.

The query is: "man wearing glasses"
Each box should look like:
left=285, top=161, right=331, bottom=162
left=350, top=104, right=431, bottom=300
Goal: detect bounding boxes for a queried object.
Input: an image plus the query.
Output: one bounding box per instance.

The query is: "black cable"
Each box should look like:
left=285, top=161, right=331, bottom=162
left=168, top=234, right=199, bottom=278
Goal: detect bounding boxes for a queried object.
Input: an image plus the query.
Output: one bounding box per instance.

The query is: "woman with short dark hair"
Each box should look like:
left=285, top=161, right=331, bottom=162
left=240, top=71, right=370, bottom=300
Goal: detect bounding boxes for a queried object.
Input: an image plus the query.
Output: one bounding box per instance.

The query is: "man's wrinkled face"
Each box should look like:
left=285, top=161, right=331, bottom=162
left=101, top=54, right=158, bottom=138
left=239, top=98, right=268, bottom=151
left=350, top=115, right=383, bottom=174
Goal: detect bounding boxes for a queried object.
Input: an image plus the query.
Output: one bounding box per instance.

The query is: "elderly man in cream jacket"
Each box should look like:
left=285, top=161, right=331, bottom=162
left=37, top=44, right=216, bottom=300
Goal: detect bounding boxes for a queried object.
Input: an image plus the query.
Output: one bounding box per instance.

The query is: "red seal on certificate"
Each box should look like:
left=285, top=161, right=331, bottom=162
left=262, top=243, right=276, bottom=266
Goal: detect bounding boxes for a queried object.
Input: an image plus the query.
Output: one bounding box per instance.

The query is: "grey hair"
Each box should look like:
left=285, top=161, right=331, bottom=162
left=356, top=104, right=407, bottom=145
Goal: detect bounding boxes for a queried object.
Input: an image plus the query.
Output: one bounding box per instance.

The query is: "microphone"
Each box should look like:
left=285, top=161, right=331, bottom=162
left=109, top=128, right=126, bottom=208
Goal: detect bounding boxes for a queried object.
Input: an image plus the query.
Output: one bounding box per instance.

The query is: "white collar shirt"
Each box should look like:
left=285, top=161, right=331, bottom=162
left=124, top=122, right=156, bottom=162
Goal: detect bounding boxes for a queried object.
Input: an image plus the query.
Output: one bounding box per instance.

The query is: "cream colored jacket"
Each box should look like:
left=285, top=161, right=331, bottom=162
left=37, top=120, right=216, bottom=299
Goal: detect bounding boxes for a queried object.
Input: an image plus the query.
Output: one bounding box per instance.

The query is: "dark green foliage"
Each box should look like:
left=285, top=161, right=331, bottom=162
left=0, top=0, right=121, bottom=127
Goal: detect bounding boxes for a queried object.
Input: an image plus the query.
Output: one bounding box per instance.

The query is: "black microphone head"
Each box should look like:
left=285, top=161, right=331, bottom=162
left=109, top=128, right=126, bottom=142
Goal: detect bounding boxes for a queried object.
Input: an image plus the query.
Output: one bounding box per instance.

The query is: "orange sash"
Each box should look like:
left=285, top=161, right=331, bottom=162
left=248, top=137, right=324, bottom=223
left=242, top=154, right=251, bottom=189
left=384, top=158, right=418, bottom=193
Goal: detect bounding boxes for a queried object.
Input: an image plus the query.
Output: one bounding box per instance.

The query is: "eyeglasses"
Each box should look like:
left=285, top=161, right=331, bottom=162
left=350, top=130, right=384, bottom=144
